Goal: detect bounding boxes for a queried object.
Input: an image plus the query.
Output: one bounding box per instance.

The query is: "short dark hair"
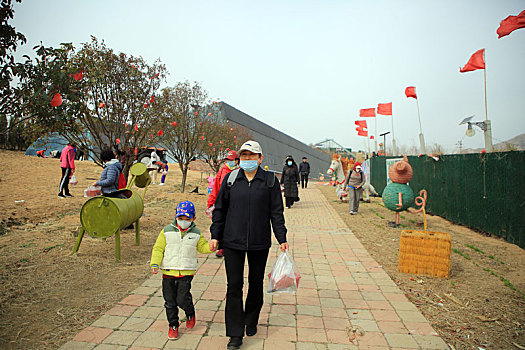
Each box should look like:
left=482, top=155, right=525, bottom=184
left=302, top=157, right=307, bottom=159
left=100, top=149, right=115, bottom=162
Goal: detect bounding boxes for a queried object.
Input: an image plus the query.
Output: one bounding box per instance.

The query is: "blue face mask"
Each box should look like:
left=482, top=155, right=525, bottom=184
left=226, top=160, right=236, bottom=168
left=287, top=161, right=292, bottom=166
left=240, top=160, right=259, bottom=172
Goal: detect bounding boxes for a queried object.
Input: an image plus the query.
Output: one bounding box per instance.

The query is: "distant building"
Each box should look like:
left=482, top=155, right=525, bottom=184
left=219, top=102, right=330, bottom=178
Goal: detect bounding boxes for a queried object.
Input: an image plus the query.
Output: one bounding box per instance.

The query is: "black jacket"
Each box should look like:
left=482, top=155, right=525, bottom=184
left=299, top=161, right=310, bottom=175
left=281, top=164, right=299, bottom=198
left=210, top=166, right=287, bottom=250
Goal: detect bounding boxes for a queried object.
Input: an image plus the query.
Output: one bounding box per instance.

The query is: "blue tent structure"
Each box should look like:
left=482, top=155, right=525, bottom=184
left=24, top=133, right=68, bottom=157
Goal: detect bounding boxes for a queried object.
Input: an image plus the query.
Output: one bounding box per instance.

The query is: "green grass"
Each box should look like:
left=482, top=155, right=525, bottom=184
left=482, top=267, right=525, bottom=299
left=466, top=244, right=485, bottom=255
left=452, top=248, right=471, bottom=260
left=43, top=244, right=64, bottom=253
left=369, top=208, right=385, bottom=220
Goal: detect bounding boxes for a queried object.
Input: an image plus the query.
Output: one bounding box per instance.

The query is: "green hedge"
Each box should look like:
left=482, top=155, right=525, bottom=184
left=370, top=152, right=525, bottom=249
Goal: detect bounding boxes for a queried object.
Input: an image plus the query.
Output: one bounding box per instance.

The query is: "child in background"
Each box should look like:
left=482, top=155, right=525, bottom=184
left=150, top=201, right=214, bottom=340
left=158, top=161, right=168, bottom=186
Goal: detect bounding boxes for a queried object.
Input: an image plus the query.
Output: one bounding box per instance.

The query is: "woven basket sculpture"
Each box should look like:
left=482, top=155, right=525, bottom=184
left=399, top=230, right=451, bottom=278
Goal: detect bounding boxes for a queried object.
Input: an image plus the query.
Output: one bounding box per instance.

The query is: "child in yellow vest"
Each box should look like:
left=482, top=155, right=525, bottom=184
left=150, top=200, right=213, bottom=340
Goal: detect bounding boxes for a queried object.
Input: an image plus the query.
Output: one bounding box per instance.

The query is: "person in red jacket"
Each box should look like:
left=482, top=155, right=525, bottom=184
left=58, top=142, right=76, bottom=198
left=207, top=150, right=239, bottom=257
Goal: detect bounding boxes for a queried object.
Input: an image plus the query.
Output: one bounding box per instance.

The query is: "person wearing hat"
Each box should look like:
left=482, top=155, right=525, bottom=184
left=210, top=140, right=289, bottom=350
left=299, top=156, right=310, bottom=189
left=343, top=163, right=366, bottom=214
left=150, top=201, right=213, bottom=340
left=207, top=150, right=240, bottom=257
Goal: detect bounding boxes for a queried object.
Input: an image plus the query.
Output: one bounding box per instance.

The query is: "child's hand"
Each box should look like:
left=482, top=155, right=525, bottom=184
left=209, top=239, right=219, bottom=252
left=152, top=267, right=158, bottom=274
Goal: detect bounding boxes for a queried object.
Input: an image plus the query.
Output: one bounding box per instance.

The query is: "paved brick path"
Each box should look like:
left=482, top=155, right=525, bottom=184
left=61, top=186, right=448, bottom=350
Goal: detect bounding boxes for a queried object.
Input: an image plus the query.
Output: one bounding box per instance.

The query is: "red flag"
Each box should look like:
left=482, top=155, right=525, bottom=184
left=370, top=136, right=374, bottom=140
left=405, top=87, right=417, bottom=99
left=357, top=129, right=368, bottom=137
left=460, top=49, right=485, bottom=73
left=359, top=108, right=376, bottom=117
left=377, top=103, right=392, bottom=115
left=50, top=93, right=63, bottom=107
left=497, top=10, right=525, bottom=38
left=355, top=120, right=367, bottom=128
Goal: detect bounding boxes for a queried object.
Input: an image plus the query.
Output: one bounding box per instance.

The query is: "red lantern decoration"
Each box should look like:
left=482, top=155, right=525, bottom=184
left=150, top=96, right=155, bottom=103
left=220, top=140, right=223, bottom=144
left=208, top=113, right=211, bottom=116
left=226, top=148, right=230, bottom=151
left=144, top=103, right=149, bottom=108
left=116, top=138, right=121, bottom=144
left=208, top=142, right=213, bottom=147
left=171, top=121, right=177, bottom=127
left=194, top=112, right=198, bottom=116
left=134, top=125, right=139, bottom=131
left=202, top=132, right=205, bottom=135
left=158, top=129, right=164, bottom=136
left=98, top=102, right=105, bottom=108
left=150, top=133, right=153, bottom=138
left=199, top=122, right=202, bottom=126
left=50, top=93, right=63, bottom=107
left=201, top=136, right=205, bottom=140
left=73, top=71, right=83, bottom=81
left=124, top=122, right=128, bottom=127
left=234, top=136, right=237, bottom=139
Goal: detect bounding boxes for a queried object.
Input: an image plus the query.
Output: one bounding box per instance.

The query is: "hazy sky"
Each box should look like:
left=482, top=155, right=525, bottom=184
left=12, top=0, right=525, bottom=153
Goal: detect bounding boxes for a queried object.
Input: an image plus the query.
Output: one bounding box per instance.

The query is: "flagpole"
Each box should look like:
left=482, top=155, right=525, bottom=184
left=391, top=114, right=396, bottom=155
left=483, top=51, right=488, bottom=121
left=374, top=117, right=378, bottom=152
left=415, top=98, right=426, bottom=154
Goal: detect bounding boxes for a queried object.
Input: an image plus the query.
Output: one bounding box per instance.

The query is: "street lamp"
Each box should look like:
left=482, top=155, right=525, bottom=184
left=379, top=131, right=391, bottom=156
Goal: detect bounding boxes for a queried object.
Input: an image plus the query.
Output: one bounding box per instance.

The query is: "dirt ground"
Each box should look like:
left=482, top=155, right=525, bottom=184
left=0, top=150, right=524, bottom=349
left=0, top=150, right=215, bottom=349
left=318, top=184, right=525, bottom=350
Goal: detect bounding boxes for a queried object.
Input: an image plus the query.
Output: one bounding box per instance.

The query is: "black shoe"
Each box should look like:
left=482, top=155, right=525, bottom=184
left=227, top=336, right=243, bottom=349
left=246, top=325, right=257, bottom=336
left=58, top=194, right=66, bottom=199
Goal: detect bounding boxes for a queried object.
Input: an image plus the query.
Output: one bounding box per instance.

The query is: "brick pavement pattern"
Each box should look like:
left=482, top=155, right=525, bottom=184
left=61, top=186, right=448, bottom=349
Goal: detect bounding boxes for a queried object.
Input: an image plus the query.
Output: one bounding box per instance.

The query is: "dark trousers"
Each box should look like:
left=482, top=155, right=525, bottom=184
left=162, top=275, right=195, bottom=328
left=224, top=247, right=269, bottom=337
left=58, top=167, right=71, bottom=195
left=285, top=196, right=296, bottom=208
left=300, top=174, right=309, bottom=188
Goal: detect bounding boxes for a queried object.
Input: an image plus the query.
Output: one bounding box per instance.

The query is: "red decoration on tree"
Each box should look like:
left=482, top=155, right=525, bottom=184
left=219, top=140, right=223, bottom=144
left=171, top=121, right=177, bottom=127
left=208, top=142, right=213, bottom=147
left=226, top=148, right=230, bottom=151
left=234, top=136, right=237, bottom=139
left=194, top=112, right=198, bottom=116
left=157, top=129, right=164, bottom=136
left=125, top=122, right=128, bottom=127
left=359, top=108, right=376, bottom=117
left=116, top=138, right=121, bottom=144
left=201, top=136, right=205, bottom=140
left=405, top=87, right=417, bottom=99
left=73, top=71, right=83, bottom=81
left=50, top=93, right=63, bottom=107
left=134, top=125, right=139, bottom=131
left=98, top=102, right=105, bottom=108
left=150, top=133, right=153, bottom=138
left=208, top=113, right=211, bottom=116
left=377, top=103, right=392, bottom=115
left=144, top=103, right=149, bottom=108
left=460, top=49, right=485, bottom=73
left=150, top=96, right=155, bottom=103
left=202, top=132, right=205, bottom=135
left=497, top=10, right=525, bottom=38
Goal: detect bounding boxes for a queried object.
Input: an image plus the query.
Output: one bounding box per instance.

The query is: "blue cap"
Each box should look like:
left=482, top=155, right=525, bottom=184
left=175, top=201, right=195, bottom=219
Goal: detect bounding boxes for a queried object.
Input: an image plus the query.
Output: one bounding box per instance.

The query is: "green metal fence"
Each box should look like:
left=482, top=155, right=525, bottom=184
left=369, top=152, right=525, bottom=249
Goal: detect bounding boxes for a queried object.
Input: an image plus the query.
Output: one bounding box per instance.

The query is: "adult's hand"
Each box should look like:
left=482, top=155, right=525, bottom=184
left=280, top=242, right=289, bottom=252
left=209, top=239, right=219, bottom=252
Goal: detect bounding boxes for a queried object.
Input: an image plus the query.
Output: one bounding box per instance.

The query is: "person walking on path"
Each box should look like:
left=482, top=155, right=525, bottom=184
left=58, top=142, right=76, bottom=198
left=210, top=140, right=289, bottom=350
left=206, top=150, right=240, bottom=258
left=91, top=149, right=125, bottom=198
left=343, top=164, right=365, bottom=214
left=281, top=156, right=300, bottom=208
left=150, top=201, right=213, bottom=340
left=299, top=156, right=310, bottom=189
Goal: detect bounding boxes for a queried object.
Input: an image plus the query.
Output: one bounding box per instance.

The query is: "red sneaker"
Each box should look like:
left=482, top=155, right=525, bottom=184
left=186, top=314, right=196, bottom=329
left=216, top=249, right=224, bottom=257
left=168, top=326, right=179, bottom=339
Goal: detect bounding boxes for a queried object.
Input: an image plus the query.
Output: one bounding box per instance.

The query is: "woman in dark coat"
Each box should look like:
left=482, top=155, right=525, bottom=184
left=281, top=156, right=300, bottom=208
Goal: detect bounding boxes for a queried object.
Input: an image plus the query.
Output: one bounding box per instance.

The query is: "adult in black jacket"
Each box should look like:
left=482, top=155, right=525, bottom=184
left=281, top=156, right=300, bottom=208
left=210, top=140, right=289, bottom=350
left=299, top=156, right=311, bottom=188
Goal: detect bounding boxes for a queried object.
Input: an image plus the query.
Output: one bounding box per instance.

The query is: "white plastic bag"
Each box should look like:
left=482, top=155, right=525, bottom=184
left=267, top=250, right=301, bottom=294
left=69, top=174, right=78, bottom=185
left=205, top=205, right=214, bottom=218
